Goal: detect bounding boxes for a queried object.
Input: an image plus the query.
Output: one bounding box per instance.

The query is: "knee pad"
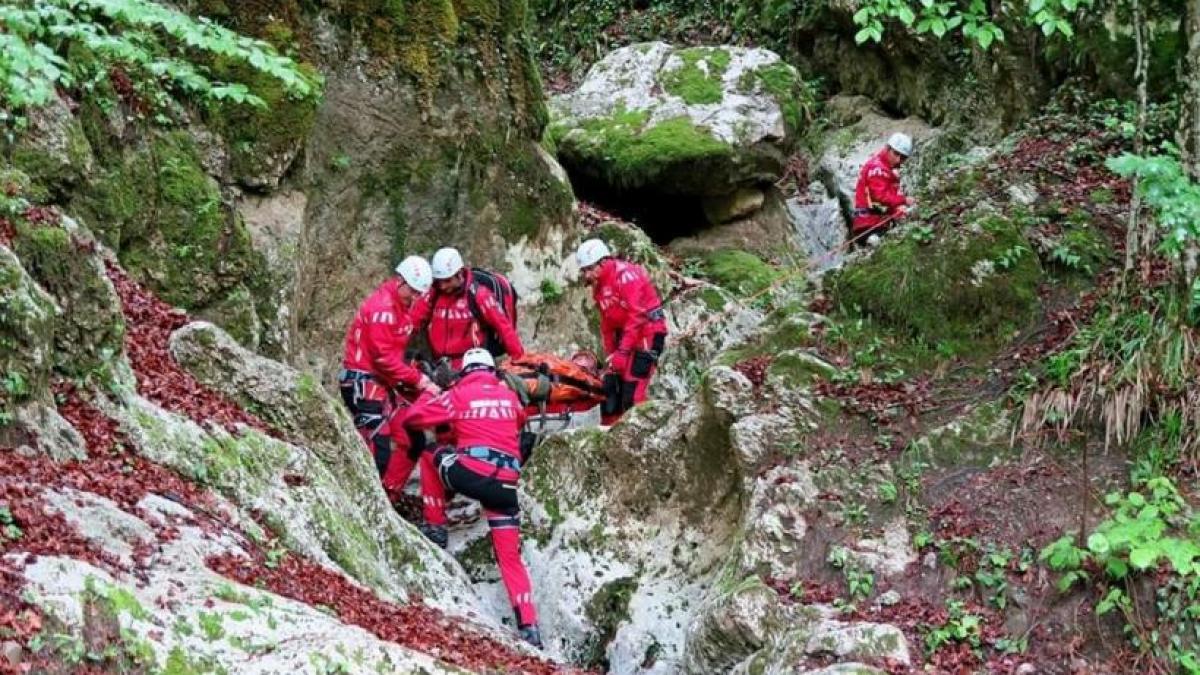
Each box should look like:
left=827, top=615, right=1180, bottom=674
left=354, top=399, right=386, bottom=431
left=372, top=434, right=392, bottom=477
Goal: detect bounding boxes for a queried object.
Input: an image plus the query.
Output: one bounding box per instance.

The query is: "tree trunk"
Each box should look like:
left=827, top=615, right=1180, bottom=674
left=1125, top=0, right=1149, bottom=279
left=1182, top=0, right=1200, bottom=179
left=1179, top=0, right=1200, bottom=282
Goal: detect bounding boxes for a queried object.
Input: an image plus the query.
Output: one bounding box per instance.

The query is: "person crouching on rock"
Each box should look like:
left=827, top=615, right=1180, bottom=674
left=402, top=348, right=543, bottom=649
left=575, top=239, right=668, bottom=425
left=852, top=132, right=916, bottom=247
left=339, top=256, right=441, bottom=502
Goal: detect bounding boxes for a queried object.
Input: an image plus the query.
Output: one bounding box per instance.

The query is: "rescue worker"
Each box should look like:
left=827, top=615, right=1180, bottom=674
left=575, top=239, right=668, bottom=425
left=339, top=256, right=440, bottom=500
left=403, top=348, right=543, bottom=648
left=852, top=132, right=915, bottom=245
left=414, top=247, right=524, bottom=372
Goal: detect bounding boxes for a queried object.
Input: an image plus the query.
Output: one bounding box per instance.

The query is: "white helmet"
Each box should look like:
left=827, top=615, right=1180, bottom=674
left=462, top=348, right=495, bottom=370
left=575, top=239, right=611, bottom=269
left=887, top=132, right=914, bottom=157
left=394, top=255, right=432, bottom=293
left=431, top=247, right=464, bottom=280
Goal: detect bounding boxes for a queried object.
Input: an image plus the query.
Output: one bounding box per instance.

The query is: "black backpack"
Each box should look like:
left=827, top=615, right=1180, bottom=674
left=464, top=267, right=519, bottom=358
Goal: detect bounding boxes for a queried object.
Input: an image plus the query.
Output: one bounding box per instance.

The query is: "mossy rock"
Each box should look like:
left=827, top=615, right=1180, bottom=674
left=550, top=109, right=734, bottom=193
left=0, top=245, right=59, bottom=411
left=203, top=58, right=321, bottom=187
left=71, top=131, right=273, bottom=342
left=580, top=576, right=638, bottom=669
left=11, top=217, right=124, bottom=382
left=700, top=249, right=778, bottom=298
left=659, top=47, right=732, bottom=105
left=829, top=215, right=1044, bottom=351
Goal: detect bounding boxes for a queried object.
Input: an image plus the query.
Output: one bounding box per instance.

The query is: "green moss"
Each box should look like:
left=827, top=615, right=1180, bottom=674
left=12, top=220, right=124, bottom=380
left=659, top=47, right=731, bottom=105
left=830, top=213, right=1043, bottom=351
left=737, top=61, right=808, bottom=133
left=582, top=577, right=638, bottom=669
left=701, top=249, right=778, bottom=297
left=204, top=58, right=321, bottom=184
left=552, top=107, right=732, bottom=191
left=0, top=247, right=58, bottom=410
left=71, top=132, right=271, bottom=334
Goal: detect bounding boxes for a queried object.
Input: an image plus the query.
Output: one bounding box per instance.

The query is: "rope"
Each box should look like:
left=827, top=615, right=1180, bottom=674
left=667, top=213, right=901, bottom=347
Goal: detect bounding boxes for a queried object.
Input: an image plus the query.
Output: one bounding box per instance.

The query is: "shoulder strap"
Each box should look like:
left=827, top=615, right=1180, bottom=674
left=465, top=281, right=483, bottom=323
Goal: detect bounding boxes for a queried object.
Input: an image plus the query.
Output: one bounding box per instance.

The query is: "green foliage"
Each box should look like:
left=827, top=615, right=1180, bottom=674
left=852, top=0, right=1091, bottom=49
left=1107, top=152, right=1200, bottom=259
left=924, top=599, right=983, bottom=655
left=827, top=545, right=875, bottom=601
left=1042, top=477, right=1200, bottom=670
left=0, top=504, right=23, bottom=541
left=0, top=0, right=320, bottom=125
left=539, top=278, right=564, bottom=303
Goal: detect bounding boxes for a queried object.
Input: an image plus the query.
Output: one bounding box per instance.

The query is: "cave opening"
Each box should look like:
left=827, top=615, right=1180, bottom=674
left=567, top=170, right=712, bottom=246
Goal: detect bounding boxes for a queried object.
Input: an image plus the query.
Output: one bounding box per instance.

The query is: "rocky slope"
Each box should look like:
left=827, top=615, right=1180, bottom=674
left=0, top=1, right=1175, bottom=672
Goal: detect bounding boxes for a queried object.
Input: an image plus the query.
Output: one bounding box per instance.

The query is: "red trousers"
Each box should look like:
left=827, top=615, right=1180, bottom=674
left=421, top=446, right=537, bottom=626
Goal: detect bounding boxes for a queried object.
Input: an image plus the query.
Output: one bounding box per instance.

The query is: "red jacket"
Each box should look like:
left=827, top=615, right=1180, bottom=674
left=852, top=149, right=907, bottom=232
left=403, top=370, right=525, bottom=458
left=412, top=270, right=524, bottom=366
left=342, top=278, right=424, bottom=389
left=593, top=259, right=668, bottom=356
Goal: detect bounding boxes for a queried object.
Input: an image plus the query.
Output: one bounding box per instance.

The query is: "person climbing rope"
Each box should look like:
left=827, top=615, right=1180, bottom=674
left=339, top=256, right=440, bottom=502
left=575, top=239, right=668, bottom=425
left=852, top=132, right=916, bottom=246
left=412, top=247, right=524, bottom=375
left=402, top=348, right=543, bottom=649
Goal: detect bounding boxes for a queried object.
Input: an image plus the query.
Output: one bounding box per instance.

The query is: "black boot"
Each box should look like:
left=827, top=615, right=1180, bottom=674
left=419, top=524, right=448, bottom=549
left=518, top=624, right=543, bottom=649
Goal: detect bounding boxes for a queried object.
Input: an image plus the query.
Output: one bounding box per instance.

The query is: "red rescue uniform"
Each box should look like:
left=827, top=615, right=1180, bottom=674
left=404, top=369, right=538, bottom=627
left=412, top=270, right=524, bottom=368
left=592, top=258, right=668, bottom=424
left=852, top=148, right=909, bottom=234
left=339, top=277, right=426, bottom=496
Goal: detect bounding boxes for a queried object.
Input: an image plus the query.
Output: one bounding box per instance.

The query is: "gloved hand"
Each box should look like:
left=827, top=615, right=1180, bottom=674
left=607, top=349, right=631, bottom=374
left=417, top=374, right=441, bottom=396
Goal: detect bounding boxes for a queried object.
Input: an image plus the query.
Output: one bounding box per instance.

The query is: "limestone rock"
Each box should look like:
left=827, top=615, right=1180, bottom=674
left=5, top=404, right=86, bottom=462
left=804, top=620, right=911, bottom=664
left=5, top=94, right=93, bottom=193
left=11, top=216, right=124, bottom=379
left=16, top=503, right=471, bottom=675
left=99, top=390, right=473, bottom=610
left=550, top=42, right=803, bottom=197
left=786, top=188, right=847, bottom=270
left=168, top=320, right=354, bottom=459
left=0, top=245, right=60, bottom=408
left=683, top=577, right=784, bottom=674
left=42, top=489, right=157, bottom=568
left=738, top=466, right=820, bottom=582
left=670, top=189, right=803, bottom=262
left=702, top=188, right=767, bottom=224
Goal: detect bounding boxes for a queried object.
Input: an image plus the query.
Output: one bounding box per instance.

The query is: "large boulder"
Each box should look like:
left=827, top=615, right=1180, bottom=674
left=549, top=42, right=805, bottom=200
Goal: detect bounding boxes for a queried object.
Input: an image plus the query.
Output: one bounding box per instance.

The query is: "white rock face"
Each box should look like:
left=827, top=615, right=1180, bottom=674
left=13, top=498, right=464, bottom=675
left=787, top=188, right=847, bottom=271
left=550, top=42, right=801, bottom=196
